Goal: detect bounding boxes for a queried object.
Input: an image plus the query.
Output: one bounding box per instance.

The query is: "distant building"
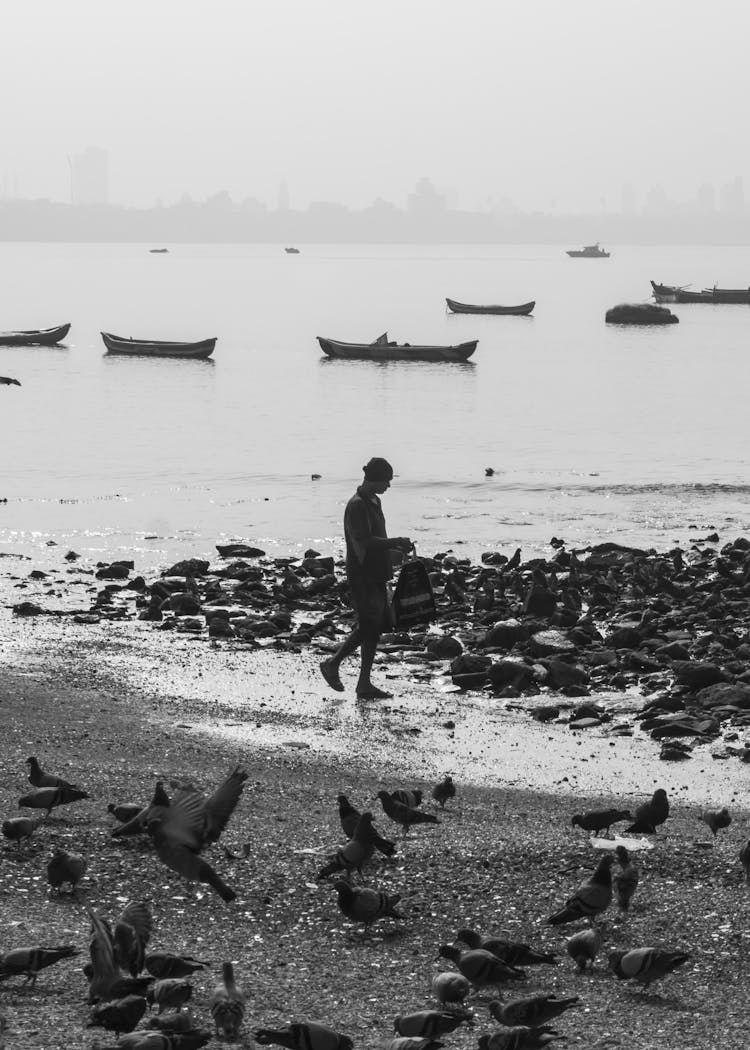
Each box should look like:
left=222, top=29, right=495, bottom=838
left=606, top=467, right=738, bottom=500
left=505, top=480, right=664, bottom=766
left=643, top=183, right=670, bottom=215
left=407, top=177, right=446, bottom=217
left=70, top=147, right=108, bottom=206
left=696, top=182, right=716, bottom=213
left=620, top=183, right=638, bottom=215
left=719, top=176, right=744, bottom=215
left=277, top=180, right=290, bottom=211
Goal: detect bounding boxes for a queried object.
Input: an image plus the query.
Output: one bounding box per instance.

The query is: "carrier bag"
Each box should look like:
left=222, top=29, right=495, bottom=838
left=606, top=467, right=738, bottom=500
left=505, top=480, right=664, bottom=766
left=392, top=557, right=436, bottom=628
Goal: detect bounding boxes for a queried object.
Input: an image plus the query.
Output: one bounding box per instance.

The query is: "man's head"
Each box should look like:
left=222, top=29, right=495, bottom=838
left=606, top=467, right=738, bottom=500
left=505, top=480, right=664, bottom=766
left=362, top=457, right=394, bottom=493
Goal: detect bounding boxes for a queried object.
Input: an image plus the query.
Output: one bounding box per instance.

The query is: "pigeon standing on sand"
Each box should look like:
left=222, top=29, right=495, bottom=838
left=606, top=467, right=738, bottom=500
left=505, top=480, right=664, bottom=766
left=209, top=961, right=246, bottom=1039
left=255, top=1022, right=353, bottom=1050
left=391, top=788, right=423, bottom=808
left=431, top=971, right=471, bottom=1004
left=570, top=808, right=631, bottom=836
left=608, top=946, right=690, bottom=989
left=332, top=879, right=403, bottom=931
left=613, top=846, right=639, bottom=910
left=145, top=954, right=208, bottom=980
left=376, top=790, right=439, bottom=835
left=317, top=812, right=384, bottom=880
left=113, top=902, right=153, bottom=976
left=46, top=849, right=87, bottom=891
left=432, top=776, right=456, bottom=809
left=626, top=788, right=669, bottom=833
left=18, top=785, right=89, bottom=816
left=147, top=978, right=193, bottom=1013
left=456, top=929, right=556, bottom=967
left=0, top=945, right=79, bottom=986
left=488, top=993, right=580, bottom=1027
left=26, top=756, right=87, bottom=793
left=566, top=925, right=604, bottom=971
left=393, top=1010, right=473, bottom=1038
left=547, top=854, right=614, bottom=925
left=437, top=945, right=526, bottom=990
left=701, top=807, right=731, bottom=837
left=88, top=995, right=148, bottom=1037
left=1, top=816, right=43, bottom=846
left=108, top=803, right=145, bottom=824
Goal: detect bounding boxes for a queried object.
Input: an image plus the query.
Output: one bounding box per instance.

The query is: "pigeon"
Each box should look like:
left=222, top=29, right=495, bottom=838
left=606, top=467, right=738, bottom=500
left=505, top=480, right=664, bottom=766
left=613, top=846, right=639, bottom=910
left=570, top=808, right=631, bottom=836
left=146, top=812, right=237, bottom=902
left=608, top=947, right=690, bottom=988
left=255, top=1022, right=354, bottom=1050
left=478, top=1028, right=563, bottom=1050
left=147, top=978, right=193, bottom=1013
left=456, top=929, right=556, bottom=966
left=547, top=854, right=614, bottom=925
left=108, top=803, right=146, bottom=824
left=332, top=879, right=403, bottom=930
left=317, top=813, right=377, bottom=880
left=0, top=376, right=20, bottom=386
left=437, top=945, right=526, bottom=989
left=113, top=902, right=153, bottom=976
left=0, top=945, right=79, bottom=986
left=376, top=790, right=439, bottom=834
left=145, top=1010, right=198, bottom=1033
left=18, top=785, right=89, bottom=816
left=88, top=995, right=148, bottom=1037
left=701, top=807, right=731, bottom=837
left=566, top=926, right=604, bottom=972
left=740, top=840, right=750, bottom=882
left=87, top=907, right=122, bottom=1003
left=431, top=971, right=471, bottom=1004
left=489, top=994, right=580, bottom=1027
left=46, top=849, right=87, bottom=891
left=336, top=796, right=395, bottom=856
left=145, top=954, right=208, bottom=980
left=625, top=789, right=669, bottom=833
left=393, top=1009, right=473, bottom=1038
left=1, top=816, right=43, bottom=845
left=431, top=776, right=456, bottom=809
left=391, top=788, right=423, bottom=808
left=505, top=548, right=522, bottom=572
left=209, top=961, right=246, bottom=1039
left=26, top=756, right=86, bottom=792
left=387, top=1041, right=443, bottom=1050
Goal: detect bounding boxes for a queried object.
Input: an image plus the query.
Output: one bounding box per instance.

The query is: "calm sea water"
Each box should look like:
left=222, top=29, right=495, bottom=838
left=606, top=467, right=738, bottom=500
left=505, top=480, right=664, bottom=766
left=1, top=241, right=749, bottom=572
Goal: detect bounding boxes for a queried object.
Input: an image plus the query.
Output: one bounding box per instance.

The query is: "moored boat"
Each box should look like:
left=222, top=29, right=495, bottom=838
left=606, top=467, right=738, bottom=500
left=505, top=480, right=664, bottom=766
left=566, top=243, right=610, bottom=258
left=446, top=297, right=535, bottom=316
left=284, top=247, right=300, bottom=254
left=101, top=332, right=216, bottom=359
left=701, top=285, right=750, bottom=304
left=605, top=302, right=679, bottom=325
left=0, top=323, right=70, bottom=347
left=317, top=333, right=477, bottom=362
left=149, top=248, right=169, bottom=254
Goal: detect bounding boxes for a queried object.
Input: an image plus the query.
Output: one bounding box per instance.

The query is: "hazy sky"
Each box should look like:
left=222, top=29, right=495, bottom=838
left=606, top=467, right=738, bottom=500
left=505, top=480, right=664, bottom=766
left=3, top=0, right=749, bottom=210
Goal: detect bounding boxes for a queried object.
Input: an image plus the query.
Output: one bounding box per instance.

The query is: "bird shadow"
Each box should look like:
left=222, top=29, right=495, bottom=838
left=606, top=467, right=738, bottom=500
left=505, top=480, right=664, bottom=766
left=623, top=990, right=691, bottom=1011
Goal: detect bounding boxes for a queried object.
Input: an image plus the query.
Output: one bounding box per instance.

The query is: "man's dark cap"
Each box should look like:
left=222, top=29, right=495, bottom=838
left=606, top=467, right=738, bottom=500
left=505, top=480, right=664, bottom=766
left=362, top=457, right=394, bottom=482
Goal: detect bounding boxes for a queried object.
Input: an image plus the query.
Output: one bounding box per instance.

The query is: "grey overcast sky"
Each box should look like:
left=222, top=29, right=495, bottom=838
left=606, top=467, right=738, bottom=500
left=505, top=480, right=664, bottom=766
left=3, top=0, right=749, bottom=210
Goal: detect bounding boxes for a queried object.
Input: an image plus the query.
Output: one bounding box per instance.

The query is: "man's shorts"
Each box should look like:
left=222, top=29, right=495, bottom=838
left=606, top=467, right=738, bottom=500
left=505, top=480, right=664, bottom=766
left=348, top=576, right=393, bottom=637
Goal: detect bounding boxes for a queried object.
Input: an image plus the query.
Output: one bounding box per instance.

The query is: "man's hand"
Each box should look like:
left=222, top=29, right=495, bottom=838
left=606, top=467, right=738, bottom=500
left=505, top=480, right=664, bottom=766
left=391, top=536, right=413, bottom=553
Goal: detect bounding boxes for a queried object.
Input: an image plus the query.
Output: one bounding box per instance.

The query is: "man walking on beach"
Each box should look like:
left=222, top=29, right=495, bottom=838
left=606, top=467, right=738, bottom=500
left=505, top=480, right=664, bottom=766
left=320, top=457, right=412, bottom=699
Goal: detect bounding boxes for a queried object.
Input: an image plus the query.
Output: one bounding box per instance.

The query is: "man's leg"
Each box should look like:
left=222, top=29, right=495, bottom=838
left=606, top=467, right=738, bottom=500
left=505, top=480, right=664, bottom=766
left=355, top=627, right=392, bottom=700
left=320, top=627, right=361, bottom=692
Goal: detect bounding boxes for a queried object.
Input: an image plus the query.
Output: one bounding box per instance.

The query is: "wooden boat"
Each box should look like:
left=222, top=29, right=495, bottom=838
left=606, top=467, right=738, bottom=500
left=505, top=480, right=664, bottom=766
left=566, top=243, right=610, bottom=258
left=149, top=248, right=169, bottom=254
left=446, top=297, right=535, bottom=316
left=606, top=303, right=679, bottom=325
left=318, top=333, right=477, bottom=362
left=701, top=285, right=750, bottom=304
left=650, top=281, right=686, bottom=303
left=0, top=323, right=70, bottom=347
left=284, top=247, right=300, bottom=254
left=0, top=376, right=21, bottom=386
left=101, top=332, right=216, bottom=359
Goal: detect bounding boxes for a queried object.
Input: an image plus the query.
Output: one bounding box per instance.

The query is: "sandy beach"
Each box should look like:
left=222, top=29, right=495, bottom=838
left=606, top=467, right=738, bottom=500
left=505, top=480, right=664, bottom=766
left=2, top=556, right=750, bottom=1048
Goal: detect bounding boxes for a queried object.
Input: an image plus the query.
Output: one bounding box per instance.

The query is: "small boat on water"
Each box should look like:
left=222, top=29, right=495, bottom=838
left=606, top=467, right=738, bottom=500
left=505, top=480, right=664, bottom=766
left=566, top=243, right=610, bottom=258
left=606, top=303, right=679, bottom=325
left=651, top=280, right=750, bottom=304
left=0, top=376, right=21, bottom=386
left=446, top=297, right=535, bottom=316
left=318, top=332, right=477, bottom=362
left=701, top=285, right=750, bottom=304
left=0, top=323, right=70, bottom=347
left=101, top=332, right=216, bottom=359
left=149, top=248, right=169, bottom=254
left=284, top=247, right=300, bottom=254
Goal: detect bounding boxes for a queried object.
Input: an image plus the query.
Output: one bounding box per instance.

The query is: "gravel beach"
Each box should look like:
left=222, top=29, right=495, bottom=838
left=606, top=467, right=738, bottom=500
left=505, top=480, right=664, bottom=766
left=2, top=610, right=750, bottom=1049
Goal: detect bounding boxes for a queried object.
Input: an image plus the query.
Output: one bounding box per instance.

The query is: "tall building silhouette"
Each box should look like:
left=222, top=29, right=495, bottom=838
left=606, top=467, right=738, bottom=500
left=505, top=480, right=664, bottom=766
left=70, top=147, right=109, bottom=205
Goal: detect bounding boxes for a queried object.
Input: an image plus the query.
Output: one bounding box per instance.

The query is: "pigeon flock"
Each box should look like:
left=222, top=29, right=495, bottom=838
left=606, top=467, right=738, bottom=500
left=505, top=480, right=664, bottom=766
left=1, top=746, right=749, bottom=1049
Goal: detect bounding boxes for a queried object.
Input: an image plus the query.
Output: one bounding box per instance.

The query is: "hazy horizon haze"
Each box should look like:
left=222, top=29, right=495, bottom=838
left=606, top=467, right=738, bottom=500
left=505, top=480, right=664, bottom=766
left=4, top=0, right=749, bottom=211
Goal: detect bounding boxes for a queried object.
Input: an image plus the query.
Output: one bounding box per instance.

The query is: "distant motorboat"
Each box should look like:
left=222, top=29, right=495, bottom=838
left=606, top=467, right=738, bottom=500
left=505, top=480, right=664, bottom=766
left=149, top=248, right=169, bottom=254
left=318, top=332, right=477, bottom=362
left=566, top=243, right=610, bottom=258
left=0, top=323, right=70, bottom=346
left=284, top=247, right=300, bottom=254
left=446, top=297, right=535, bottom=316
left=101, top=332, right=216, bottom=359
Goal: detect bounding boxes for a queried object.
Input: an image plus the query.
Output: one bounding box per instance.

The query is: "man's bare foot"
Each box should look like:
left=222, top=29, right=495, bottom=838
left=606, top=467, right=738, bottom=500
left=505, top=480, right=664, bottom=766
left=356, top=684, right=393, bottom=700
left=320, top=659, right=345, bottom=692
